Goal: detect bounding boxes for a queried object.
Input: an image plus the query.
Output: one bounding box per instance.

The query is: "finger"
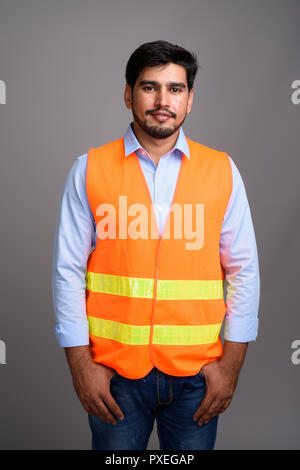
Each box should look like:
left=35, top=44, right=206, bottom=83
left=103, top=391, right=124, bottom=421
left=197, top=397, right=226, bottom=425
left=83, top=401, right=100, bottom=416
left=198, top=394, right=233, bottom=424
left=193, top=393, right=214, bottom=421
left=94, top=398, right=119, bottom=425
left=218, top=398, right=232, bottom=415
left=79, top=395, right=100, bottom=417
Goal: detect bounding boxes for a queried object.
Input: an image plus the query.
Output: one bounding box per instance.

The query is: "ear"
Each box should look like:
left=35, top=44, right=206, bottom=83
left=124, top=84, right=133, bottom=110
left=186, top=88, right=194, bottom=114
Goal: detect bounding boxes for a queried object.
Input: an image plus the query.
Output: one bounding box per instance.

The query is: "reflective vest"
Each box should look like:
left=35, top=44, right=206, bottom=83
left=85, top=137, right=232, bottom=379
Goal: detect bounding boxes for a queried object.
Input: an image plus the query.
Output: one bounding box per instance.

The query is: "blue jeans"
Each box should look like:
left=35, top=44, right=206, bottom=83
left=88, top=366, right=218, bottom=450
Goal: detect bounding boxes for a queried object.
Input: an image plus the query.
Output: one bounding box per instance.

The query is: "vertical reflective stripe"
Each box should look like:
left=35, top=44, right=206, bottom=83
left=88, top=316, right=150, bottom=345
left=153, top=323, right=222, bottom=345
left=85, top=272, right=154, bottom=298
left=157, top=279, right=225, bottom=300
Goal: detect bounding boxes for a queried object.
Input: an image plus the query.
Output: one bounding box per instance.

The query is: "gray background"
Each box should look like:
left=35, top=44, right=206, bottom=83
left=0, top=0, right=299, bottom=449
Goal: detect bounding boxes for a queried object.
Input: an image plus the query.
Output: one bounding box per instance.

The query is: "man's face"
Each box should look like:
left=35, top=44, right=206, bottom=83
left=124, top=63, right=194, bottom=139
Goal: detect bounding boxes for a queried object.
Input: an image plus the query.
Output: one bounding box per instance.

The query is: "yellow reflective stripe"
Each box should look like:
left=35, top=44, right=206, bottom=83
left=88, top=316, right=150, bottom=345
left=157, top=280, right=224, bottom=300
left=85, top=272, right=154, bottom=299
left=86, top=272, right=224, bottom=300
left=87, top=316, right=221, bottom=346
left=153, top=323, right=222, bottom=345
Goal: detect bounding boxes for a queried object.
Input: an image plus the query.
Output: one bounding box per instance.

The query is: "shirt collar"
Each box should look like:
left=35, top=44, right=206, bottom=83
left=123, top=122, right=190, bottom=159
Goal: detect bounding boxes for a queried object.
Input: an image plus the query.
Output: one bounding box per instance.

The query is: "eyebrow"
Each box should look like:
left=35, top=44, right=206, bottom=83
left=138, top=80, right=186, bottom=89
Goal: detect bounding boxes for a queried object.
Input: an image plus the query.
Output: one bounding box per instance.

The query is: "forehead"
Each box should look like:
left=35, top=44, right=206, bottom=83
left=136, top=63, right=188, bottom=86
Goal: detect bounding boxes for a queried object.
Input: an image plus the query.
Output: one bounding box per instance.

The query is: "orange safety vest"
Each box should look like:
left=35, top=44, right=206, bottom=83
left=85, top=137, right=232, bottom=379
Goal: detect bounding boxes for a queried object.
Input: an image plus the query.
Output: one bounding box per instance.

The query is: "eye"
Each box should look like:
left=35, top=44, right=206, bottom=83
left=170, top=87, right=181, bottom=93
left=143, top=86, right=155, bottom=91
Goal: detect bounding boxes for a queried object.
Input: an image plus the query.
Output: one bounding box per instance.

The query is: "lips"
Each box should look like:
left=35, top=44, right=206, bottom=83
left=150, top=112, right=173, bottom=122
left=151, top=112, right=172, bottom=117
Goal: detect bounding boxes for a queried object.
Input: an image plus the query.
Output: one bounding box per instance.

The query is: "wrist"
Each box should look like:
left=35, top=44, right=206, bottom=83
left=219, top=340, right=248, bottom=376
left=64, top=345, right=94, bottom=376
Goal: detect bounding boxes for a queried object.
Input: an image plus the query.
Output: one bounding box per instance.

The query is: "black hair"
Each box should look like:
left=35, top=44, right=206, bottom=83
left=125, top=40, right=199, bottom=92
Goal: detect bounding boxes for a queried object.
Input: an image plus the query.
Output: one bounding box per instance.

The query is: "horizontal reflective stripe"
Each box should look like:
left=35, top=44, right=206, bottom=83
left=87, top=316, right=221, bottom=345
left=156, top=280, right=224, bottom=300
left=86, top=272, right=224, bottom=300
left=152, top=323, right=221, bottom=345
left=88, top=316, right=150, bottom=345
left=85, top=272, right=154, bottom=299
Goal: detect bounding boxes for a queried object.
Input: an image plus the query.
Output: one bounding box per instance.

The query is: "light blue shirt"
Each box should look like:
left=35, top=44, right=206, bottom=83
left=52, top=123, right=260, bottom=347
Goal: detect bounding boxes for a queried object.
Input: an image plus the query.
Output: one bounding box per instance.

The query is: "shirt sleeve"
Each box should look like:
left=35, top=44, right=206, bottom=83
left=51, top=154, right=96, bottom=347
left=220, top=157, right=260, bottom=342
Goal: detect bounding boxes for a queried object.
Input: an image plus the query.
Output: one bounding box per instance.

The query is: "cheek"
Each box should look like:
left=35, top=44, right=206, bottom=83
left=134, top=93, right=153, bottom=111
left=175, top=99, right=189, bottom=115
left=135, top=102, right=151, bottom=116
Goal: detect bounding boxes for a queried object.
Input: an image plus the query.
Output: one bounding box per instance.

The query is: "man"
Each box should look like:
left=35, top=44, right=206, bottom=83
left=52, top=40, right=260, bottom=450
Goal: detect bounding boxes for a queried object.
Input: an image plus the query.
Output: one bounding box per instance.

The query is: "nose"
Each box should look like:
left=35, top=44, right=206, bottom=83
left=154, top=88, right=169, bottom=108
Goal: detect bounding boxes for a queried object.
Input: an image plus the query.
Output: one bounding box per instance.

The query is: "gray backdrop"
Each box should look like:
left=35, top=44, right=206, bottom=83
left=0, top=0, right=299, bottom=450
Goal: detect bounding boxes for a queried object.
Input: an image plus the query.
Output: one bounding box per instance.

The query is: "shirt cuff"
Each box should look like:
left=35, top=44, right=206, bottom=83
left=55, top=321, right=89, bottom=348
left=224, top=316, right=259, bottom=343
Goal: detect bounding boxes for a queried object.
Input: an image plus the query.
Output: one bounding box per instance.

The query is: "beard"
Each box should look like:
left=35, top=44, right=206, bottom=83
left=132, top=106, right=187, bottom=139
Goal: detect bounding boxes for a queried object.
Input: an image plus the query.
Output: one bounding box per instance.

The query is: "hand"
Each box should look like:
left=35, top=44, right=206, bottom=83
left=65, top=346, right=124, bottom=425
left=192, top=359, right=238, bottom=426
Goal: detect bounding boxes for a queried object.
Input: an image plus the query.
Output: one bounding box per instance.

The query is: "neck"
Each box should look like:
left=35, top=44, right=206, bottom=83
left=132, top=121, right=180, bottom=165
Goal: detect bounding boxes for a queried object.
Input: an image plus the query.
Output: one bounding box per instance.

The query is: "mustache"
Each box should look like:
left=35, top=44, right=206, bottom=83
left=146, top=108, right=176, bottom=118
